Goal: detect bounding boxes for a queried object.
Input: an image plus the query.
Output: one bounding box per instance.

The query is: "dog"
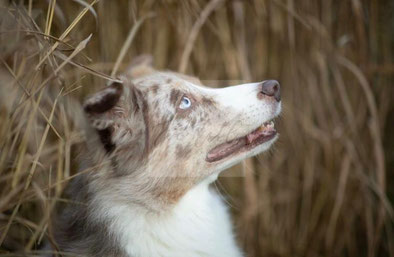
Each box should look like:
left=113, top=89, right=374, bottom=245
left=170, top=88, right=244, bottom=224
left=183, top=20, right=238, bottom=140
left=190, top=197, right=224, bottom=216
left=54, top=63, right=281, bottom=257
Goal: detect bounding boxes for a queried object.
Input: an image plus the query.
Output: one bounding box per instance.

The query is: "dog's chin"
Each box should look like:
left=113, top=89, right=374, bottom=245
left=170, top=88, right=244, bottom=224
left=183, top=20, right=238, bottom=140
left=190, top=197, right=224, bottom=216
left=208, top=133, right=278, bottom=174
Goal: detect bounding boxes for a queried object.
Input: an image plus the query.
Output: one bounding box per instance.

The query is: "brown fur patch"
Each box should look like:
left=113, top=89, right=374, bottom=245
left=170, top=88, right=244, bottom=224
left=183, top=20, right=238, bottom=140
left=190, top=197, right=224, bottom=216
left=154, top=178, right=193, bottom=204
left=170, top=89, right=182, bottom=106
left=161, top=188, right=187, bottom=204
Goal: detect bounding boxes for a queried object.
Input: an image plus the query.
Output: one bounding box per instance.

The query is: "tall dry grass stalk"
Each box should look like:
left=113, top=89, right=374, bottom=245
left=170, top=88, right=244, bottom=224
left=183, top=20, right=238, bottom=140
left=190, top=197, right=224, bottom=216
left=0, top=0, right=393, bottom=256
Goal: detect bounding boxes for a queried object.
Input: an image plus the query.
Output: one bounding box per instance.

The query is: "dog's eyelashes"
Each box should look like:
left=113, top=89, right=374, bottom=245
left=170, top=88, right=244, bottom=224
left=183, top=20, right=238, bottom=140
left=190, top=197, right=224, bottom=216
left=179, top=96, right=192, bottom=109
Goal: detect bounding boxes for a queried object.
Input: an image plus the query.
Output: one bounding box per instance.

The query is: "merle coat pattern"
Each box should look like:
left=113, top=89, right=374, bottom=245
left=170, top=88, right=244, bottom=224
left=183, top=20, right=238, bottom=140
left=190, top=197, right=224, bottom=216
left=54, top=64, right=281, bottom=257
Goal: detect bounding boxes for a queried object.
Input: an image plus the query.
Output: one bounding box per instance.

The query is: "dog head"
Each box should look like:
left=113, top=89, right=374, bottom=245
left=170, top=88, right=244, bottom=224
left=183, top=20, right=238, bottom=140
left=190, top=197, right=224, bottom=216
left=83, top=66, right=281, bottom=209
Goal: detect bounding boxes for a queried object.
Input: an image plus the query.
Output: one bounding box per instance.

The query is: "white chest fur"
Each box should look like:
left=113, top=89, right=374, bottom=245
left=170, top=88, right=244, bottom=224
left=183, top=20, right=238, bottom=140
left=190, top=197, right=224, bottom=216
left=96, top=181, right=243, bottom=257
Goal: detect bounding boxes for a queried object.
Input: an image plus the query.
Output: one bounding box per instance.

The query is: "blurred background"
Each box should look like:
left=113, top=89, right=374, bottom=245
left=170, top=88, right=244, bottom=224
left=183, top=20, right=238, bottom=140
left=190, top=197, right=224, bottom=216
left=0, top=0, right=393, bottom=256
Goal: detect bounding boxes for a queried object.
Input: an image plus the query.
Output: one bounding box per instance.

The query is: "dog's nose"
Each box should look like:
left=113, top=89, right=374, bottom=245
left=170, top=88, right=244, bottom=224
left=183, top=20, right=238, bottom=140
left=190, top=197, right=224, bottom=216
left=260, top=80, right=280, bottom=102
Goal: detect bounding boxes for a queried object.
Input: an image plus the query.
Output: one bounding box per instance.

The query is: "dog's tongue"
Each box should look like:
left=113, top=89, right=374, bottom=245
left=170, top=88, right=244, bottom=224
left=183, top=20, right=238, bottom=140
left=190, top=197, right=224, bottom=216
left=246, top=121, right=275, bottom=144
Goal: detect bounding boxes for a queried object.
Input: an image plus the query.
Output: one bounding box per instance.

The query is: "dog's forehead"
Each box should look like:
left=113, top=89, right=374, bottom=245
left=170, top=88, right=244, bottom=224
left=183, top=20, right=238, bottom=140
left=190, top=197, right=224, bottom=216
left=132, top=72, right=201, bottom=93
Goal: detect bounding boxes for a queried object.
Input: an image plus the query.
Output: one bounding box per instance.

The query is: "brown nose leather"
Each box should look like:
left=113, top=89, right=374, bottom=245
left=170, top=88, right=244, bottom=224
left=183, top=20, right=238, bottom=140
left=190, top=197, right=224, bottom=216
left=261, top=80, right=281, bottom=102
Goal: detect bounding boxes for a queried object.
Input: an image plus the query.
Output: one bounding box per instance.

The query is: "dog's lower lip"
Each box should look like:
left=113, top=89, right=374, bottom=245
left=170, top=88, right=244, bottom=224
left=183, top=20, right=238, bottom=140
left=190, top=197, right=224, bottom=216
left=206, top=121, right=277, bottom=162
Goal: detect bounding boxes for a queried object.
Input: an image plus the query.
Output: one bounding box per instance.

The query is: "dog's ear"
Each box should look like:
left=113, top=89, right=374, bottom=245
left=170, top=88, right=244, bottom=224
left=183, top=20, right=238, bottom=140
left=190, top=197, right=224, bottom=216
left=125, top=54, right=156, bottom=79
left=83, top=82, right=124, bottom=153
left=84, top=82, right=123, bottom=115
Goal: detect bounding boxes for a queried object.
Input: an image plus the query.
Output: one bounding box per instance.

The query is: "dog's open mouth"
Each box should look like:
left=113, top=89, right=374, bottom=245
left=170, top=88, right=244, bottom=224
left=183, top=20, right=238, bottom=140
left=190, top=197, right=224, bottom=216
left=206, top=120, right=277, bottom=162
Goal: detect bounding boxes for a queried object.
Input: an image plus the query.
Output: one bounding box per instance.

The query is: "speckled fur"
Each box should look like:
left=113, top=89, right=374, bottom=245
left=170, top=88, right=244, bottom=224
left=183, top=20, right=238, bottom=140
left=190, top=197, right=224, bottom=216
left=54, top=63, right=281, bottom=257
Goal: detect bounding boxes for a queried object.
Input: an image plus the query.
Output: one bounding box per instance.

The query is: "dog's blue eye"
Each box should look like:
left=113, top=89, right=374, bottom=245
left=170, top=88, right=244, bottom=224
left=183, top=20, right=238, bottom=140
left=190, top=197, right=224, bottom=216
left=179, top=96, right=191, bottom=109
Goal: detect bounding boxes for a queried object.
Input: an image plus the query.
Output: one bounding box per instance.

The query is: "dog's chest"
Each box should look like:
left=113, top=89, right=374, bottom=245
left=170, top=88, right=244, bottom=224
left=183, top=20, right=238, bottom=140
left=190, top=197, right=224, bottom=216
left=101, top=183, right=242, bottom=257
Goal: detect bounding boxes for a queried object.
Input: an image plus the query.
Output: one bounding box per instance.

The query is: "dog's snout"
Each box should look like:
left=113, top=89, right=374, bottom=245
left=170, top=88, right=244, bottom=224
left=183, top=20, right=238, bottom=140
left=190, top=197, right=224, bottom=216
left=260, top=80, right=280, bottom=102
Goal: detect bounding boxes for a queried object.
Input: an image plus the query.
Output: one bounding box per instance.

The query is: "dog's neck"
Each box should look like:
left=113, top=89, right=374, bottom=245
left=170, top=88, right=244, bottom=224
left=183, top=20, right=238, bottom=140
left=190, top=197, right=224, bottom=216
left=91, top=176, right=242, bottom=257
left=57, top=148, right=243, bottom=256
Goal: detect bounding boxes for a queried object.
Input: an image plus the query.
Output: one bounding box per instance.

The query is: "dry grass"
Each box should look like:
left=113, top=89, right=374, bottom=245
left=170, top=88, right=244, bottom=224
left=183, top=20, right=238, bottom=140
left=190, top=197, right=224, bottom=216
left=0, top=0, right=393, bottom=256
